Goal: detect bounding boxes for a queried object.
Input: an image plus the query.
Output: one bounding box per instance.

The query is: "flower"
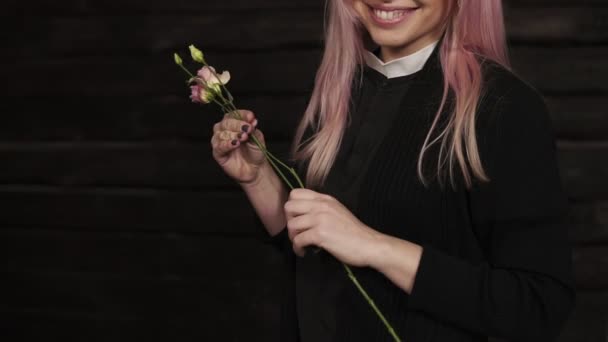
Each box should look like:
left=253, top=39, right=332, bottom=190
left=190, top=84, right=215, bottom=104
left=189, top=44, right=205, bottom=63
left=188, top=66, right=231, bottom=104
left=197, top=66, right=231, bottom=88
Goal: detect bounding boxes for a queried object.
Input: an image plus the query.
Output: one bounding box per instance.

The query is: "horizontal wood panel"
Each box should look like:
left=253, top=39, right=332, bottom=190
left=5, top=0, right=322, bottom=13
left=3, top=48, right=607, bottom=97
left=505, top=7, right=608, bottom=43
left=574, top=246, right=608, bottom=290
left=5, top=7, right=606, bottom=60
left=0, top=309, right=279, bottom=342
left=1, top=51, right=321, bottom=97
left=567, top=201, right=608, bottom=244
left=4, top=12, right=323, bottom=57
left=0, top=271, right=282, bottom=341
left=0, top=141, right=605, bottom=199
left=0, top=142, right=294, bottom=189
left=557, top=291, right=608, bottom=342
left=557, top=142, right=608, bottom=201
left=5, top=0, right=607, bottom=14
left=0, top=95, right=605, bottom=142
left=1, top=228, right=604, bottom=289
left=0, top=187, right=267, bottom=234
left=545, top=96, right=608, bottom=141
left=0, top=232, right=284, bottom=277
left=0, top=187, right=605, bottom=244
left=0, top=95, right=307, bottom=142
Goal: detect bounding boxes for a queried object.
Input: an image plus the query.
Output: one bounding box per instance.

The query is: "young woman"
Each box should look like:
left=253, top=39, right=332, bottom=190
left=210, top=0, right=575, bottom=341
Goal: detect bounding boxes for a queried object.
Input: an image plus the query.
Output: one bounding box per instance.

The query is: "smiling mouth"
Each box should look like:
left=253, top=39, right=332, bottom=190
left=366, top=3, right=418, bottom=24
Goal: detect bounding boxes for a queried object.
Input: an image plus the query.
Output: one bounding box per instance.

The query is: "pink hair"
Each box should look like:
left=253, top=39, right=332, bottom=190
left=290, top=0, right=510, bottom=190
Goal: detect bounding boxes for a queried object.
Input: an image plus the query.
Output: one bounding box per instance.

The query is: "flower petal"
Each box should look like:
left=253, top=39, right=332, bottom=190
left=218, top=71, right=231, bottom=85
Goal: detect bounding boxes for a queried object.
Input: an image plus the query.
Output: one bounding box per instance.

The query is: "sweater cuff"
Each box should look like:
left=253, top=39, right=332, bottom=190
left=408, top=243, right=461, bottom=312
left=265, top=226, right=291, bottom=254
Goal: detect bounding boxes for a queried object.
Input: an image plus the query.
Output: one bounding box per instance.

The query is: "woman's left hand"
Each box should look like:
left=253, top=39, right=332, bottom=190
left=283, top=188, right=383, bottom=267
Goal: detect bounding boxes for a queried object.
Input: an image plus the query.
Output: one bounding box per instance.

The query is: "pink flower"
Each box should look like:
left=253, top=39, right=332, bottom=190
left=190, top=84, right=215, bottom=104
left=196, top=66, right=230, bottom=89
left=189, top=66, right=231, bottom=104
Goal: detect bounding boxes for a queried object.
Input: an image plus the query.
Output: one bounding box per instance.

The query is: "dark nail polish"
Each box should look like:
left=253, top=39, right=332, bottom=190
left=241, top=124, right=250, bottom=132
left=231, top=139, right=237, bottom=146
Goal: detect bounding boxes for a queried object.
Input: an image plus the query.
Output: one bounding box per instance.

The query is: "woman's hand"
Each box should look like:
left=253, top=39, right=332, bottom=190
left=211, top=109, right=267, bottom=185
left=283, top=188, right=384, bottom=267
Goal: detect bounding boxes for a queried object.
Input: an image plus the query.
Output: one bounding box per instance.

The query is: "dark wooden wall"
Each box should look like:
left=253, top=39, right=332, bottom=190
left=2, top=0, right=607, bottom=341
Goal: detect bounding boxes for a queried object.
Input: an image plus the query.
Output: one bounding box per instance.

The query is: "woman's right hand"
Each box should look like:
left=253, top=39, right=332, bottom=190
left=211, top=109, right=268, bottom=186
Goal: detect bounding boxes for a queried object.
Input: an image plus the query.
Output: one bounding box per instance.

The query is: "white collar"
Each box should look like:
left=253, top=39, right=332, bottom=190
left=363, top=40, right=439, bottom=78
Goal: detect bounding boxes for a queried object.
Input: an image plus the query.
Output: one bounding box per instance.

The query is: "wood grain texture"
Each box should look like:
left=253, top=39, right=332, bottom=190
left=1, top=0, right=606, bottom=341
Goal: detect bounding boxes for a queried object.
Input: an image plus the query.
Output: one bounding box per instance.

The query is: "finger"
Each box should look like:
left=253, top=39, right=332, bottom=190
left=289, top=188, right=331, bottom=201
left=284, top=199, right=316, bottom=219
left=217, top=129, right=247, bottom=143
left=211, top=132, right=241, bottom=158
left=286, top=214, right=314, bottom=238
left=292, top=228, right=319, bottom=258
left=220, top=117, right=254, bottom=135
left=245, top=127, right=264, bottom=147
left=226, top=109, right=255, bottom=122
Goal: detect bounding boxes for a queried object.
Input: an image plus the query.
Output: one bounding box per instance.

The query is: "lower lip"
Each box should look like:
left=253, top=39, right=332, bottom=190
left=368, top=5, right=417, bottom=28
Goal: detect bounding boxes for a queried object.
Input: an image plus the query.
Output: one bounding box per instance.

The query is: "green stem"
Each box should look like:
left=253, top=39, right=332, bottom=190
left=343, top=264, right=402, bottom=342
left=178, top=64, right=195, bottom=79
left=182, top=58, right=399, bottom=342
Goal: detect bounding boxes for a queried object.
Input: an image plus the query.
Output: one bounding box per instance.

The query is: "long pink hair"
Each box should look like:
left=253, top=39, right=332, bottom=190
left=290, top=0, right=510, bottom=190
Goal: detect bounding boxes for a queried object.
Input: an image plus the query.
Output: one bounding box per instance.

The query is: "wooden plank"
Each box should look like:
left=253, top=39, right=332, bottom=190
left=573, top=246, right=608, bottom=290
left=568, top=201, right=608, bottom=244
left=557, top=291, right=608, bottom=342
left=557, top=142, right=608, bottom=201
left=0, top=187, right=269, bottom=234
left=509, top=47, right=608, bottom=94
left=5, top=0, right=608, bottom=14
left=0, top=94, right=605, bottom=142
left=1, top=226, right=604, bottom=290
left=0, top=231, right=284, bottom=277
left=5, top=7, right=606, bottom=60
left=0, top=95, right=307, bottom=142
left=546, top=96, right=608, bottom=141
left=1, top=51, right=321, bottom=97
left=0, top=142, right=294, bottom=189
left=3, top=47, right=606, bottom=98
left=3, top=12, right=323, bottom=59
left=0, top=186, right=605, bottom=244
left=0, top=309, right=281, bottom=342
left=4, top=0, right=323, bottom=13
left=506, top=7, right=608, bottom=43
left=0, top=141, right=604, bottom=198
left=0, top=270, right=283, bottom=341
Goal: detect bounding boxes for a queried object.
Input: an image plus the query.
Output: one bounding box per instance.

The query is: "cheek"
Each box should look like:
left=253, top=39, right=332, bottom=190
left=352, top=1, right=369, bottom=21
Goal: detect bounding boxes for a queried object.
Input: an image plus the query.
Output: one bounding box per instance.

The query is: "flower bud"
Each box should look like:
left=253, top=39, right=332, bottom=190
left=189, top=44, right=205, bottom=63
left=174, top=53, right=183, bottom=66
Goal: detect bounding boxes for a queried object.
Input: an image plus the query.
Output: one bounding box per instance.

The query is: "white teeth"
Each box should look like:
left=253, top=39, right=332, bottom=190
left=373, top=9, right=406, bottom=21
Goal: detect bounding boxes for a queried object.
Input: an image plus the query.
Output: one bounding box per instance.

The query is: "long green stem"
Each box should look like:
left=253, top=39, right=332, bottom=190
left=177, top=58, right=401, bottom=342
left=343, top=264, right=402, bottom=342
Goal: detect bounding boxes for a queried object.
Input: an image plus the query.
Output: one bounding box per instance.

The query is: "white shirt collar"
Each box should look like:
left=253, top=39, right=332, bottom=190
left=363, top=40, right=439, bottom=78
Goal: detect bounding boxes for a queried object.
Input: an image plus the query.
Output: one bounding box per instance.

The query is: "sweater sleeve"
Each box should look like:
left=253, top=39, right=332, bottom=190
left=257, top=121, right=315, bottom=255
left=407, top=79, right=576, bottom=341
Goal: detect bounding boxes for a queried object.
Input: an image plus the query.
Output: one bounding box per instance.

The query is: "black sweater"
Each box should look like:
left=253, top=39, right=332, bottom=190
left=257, top=44, right=576, bottom=342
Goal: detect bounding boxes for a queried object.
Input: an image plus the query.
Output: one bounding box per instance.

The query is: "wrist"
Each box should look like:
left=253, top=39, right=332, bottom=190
left=365, top=229, right=391, bottom=269
left=239, top=160, right=272, bottom=191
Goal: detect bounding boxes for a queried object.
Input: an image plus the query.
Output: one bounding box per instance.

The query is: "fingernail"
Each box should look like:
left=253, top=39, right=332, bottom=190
left=252, top=119, right=258, bottom=127
left=231, top=139, right=237, bottom=146
left=241, top=124, right=250, bottom=132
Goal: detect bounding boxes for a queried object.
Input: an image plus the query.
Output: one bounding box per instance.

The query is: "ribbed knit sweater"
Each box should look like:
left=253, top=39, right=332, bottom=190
left=256, top=43, right=575, bottom=342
